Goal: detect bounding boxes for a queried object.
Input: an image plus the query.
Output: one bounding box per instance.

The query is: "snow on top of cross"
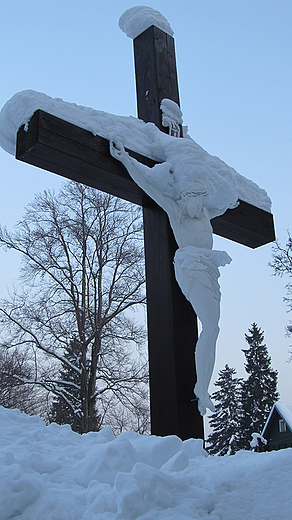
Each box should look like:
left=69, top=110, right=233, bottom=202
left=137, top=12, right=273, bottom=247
left=0, top=90, right=272, bottom=212
left=119, top=6, right=174, bottom=39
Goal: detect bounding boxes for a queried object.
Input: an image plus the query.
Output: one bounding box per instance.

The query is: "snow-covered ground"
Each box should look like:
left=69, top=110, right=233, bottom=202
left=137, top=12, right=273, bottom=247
left=0, top=406, right=291, bottom=519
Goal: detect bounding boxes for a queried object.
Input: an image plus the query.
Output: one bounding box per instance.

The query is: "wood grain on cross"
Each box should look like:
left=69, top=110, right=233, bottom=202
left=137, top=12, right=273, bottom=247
left=16, top=25, right=275, bottom=441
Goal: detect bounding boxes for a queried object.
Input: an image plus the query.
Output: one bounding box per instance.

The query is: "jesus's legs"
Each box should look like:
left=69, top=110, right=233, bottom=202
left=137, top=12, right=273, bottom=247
left=191, top=283, right=220, bottom=415
left=175, top=270, right=220, bottom=416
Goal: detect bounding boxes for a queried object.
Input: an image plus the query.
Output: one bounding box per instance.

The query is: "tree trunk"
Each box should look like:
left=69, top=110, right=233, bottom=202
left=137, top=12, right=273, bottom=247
left=88, top=338, right=101, bottom=430
left=80, top=346, right=89, bottom=433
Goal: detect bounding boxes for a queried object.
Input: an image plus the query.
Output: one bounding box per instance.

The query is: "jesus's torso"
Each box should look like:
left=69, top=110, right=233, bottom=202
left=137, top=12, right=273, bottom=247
left=167, top=204, right=213, bottom=250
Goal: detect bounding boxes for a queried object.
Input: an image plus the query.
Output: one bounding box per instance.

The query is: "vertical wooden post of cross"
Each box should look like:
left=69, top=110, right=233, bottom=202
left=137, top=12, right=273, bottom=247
left=133, top=26, right=204, bottom=440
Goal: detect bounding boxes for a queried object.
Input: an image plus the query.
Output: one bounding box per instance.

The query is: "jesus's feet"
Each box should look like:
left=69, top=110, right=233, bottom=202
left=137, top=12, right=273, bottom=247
left=197, top=398, right=206, bottom=416
left=194, top=384, right=215, bottom=416
left=205, top=394, right=215, bottom=413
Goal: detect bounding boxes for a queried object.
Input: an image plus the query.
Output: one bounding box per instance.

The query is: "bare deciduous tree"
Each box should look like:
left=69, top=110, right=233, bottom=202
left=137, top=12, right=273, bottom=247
left=0, top=346, right=39, bottom=413
left=270, top=231, right=292, bottom=360
left=0, top=182, right=149, bottom=433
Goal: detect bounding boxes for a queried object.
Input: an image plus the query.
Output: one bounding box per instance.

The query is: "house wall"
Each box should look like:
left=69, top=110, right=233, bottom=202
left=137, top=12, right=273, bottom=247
left=264, top=410, right=292, bottom=451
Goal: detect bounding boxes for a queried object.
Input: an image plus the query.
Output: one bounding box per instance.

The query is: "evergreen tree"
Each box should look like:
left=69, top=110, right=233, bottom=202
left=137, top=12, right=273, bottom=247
left=207, top=365, right=243, bottom=455
left=49, top=340, right=101, bottom=433
left=238, top=323, right=279, bottom=449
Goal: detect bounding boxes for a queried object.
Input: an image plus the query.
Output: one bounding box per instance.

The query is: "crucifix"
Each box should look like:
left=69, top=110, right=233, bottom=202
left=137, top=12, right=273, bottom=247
left=11, top=8, right=275, bottom=440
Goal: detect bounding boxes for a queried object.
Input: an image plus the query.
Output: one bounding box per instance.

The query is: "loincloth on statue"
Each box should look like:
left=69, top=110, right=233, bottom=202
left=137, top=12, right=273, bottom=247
left=173, top=246, right=231, bottom=302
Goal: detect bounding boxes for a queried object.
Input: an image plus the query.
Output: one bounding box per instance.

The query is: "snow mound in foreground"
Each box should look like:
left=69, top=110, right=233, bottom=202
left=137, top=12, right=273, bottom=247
left=0, top=407, right=292, bottom=519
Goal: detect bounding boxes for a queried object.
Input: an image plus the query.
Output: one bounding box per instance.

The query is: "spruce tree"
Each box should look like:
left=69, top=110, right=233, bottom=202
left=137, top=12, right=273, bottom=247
left=207, top=365, right=243, bottom=455
left=50, top=340, right=101, bottom=433
left=239, top=323, right=279, bottom=449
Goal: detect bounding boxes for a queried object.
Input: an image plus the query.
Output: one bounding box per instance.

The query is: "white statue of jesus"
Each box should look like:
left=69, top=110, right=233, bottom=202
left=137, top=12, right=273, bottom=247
left=110, top=140, right=237, bottom=415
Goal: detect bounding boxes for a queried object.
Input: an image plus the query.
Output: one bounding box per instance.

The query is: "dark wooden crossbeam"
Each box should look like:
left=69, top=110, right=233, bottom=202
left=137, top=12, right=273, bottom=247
left=17, top=109, right=275, bottom=249
left=14, top=22, right=275, bottom=441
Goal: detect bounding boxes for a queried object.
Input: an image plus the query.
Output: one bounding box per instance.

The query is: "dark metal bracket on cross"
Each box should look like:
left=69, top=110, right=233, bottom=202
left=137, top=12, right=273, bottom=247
left=16, top=24, right=275, bottom=440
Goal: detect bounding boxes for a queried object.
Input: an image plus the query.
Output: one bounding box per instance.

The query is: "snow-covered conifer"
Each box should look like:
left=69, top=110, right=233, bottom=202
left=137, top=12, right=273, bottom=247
left=238, top=323, right=279, bottom=449
left=207, top=364, right=243, bottom=455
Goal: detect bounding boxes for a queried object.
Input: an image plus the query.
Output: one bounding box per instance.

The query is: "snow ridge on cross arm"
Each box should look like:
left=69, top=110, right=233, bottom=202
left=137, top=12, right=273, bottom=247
left=0, top=90, right=272, bottom=212
left=119, top=6, right=174, bottom=39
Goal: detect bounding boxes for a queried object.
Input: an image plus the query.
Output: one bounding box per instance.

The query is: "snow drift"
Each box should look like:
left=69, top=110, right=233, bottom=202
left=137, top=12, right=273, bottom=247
left=0, top=406, right=291, bottom=519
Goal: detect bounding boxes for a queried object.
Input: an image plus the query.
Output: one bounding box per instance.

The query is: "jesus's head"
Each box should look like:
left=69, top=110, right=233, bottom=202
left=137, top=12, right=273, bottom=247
left=177, top=180, right=208, bottom=221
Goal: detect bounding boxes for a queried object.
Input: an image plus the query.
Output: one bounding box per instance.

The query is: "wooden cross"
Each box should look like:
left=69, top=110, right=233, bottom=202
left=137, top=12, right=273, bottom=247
left=15, top=24, right=275, bottom=440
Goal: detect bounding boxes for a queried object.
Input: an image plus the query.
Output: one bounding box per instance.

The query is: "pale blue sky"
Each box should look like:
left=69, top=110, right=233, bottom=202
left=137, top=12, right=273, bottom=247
left=0, top=1, right=291, bottom=411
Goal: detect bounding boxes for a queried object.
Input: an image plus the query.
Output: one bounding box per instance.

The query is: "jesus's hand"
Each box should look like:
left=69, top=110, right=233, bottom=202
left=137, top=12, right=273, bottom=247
left=110, top=140, right=128, bottom=163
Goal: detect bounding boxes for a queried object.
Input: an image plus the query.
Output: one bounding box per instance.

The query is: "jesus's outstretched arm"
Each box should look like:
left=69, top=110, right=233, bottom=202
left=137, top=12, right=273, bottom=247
left=110, top=140, right=173, bottom=213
